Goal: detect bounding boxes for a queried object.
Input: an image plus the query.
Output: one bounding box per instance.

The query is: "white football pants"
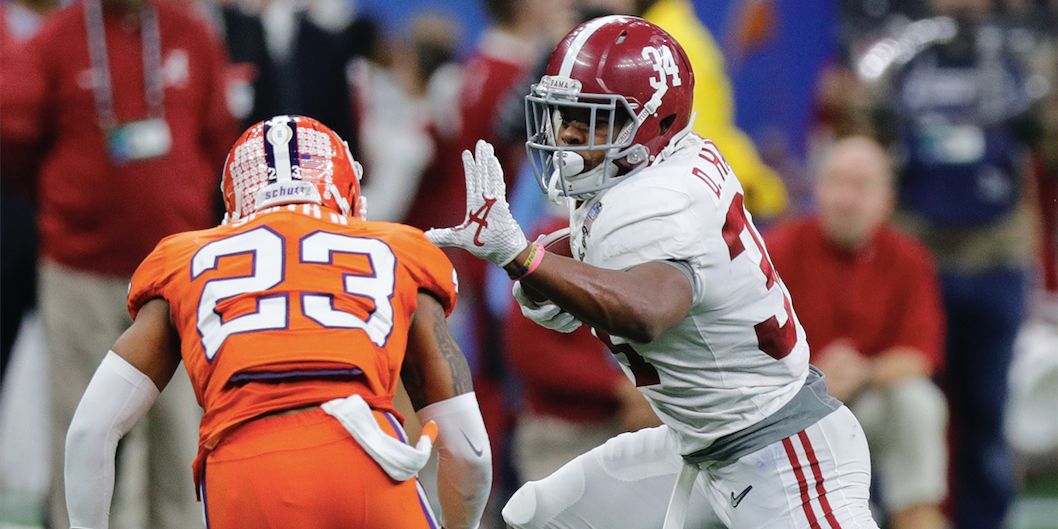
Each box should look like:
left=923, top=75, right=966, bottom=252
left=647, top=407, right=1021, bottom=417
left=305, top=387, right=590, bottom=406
left=502, top=406, right=879, bottom=529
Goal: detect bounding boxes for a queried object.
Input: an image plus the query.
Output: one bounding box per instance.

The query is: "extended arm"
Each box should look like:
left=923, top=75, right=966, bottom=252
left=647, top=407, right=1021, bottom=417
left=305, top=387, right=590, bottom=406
left=65, top=298, right=181, bottom=529
left=401, top=292, right=491, bottom=529
left=506, top=250, right=692, bottom=344
left=425, top=140, right=692, bottom=344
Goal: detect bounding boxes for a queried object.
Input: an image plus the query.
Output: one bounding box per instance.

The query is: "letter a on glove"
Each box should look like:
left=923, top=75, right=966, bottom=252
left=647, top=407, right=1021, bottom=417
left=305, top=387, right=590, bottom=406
left=425, top=140, right=528, bottom=266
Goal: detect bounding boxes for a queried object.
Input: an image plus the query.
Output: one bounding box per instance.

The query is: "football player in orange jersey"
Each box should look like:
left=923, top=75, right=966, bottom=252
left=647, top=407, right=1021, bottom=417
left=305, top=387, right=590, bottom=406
left=63, top=116, right=492, bottom=529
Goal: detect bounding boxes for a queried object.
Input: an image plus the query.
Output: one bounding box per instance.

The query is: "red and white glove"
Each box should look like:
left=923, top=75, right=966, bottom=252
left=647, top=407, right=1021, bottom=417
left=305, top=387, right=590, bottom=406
left=425, top=140, right=528, bottom=266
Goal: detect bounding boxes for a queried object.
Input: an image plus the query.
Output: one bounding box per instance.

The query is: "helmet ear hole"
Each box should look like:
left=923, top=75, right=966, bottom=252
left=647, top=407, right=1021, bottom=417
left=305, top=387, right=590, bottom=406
left=658, top=114, right=677, bottom=136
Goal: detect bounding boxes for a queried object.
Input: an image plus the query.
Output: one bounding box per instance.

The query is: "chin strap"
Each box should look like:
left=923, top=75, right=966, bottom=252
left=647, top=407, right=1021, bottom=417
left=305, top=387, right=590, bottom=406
left=546, top=170, right=566, bottom=205
left=618, top=84, right=668, bottom=147
left=327, top=183, right=352, bottom=216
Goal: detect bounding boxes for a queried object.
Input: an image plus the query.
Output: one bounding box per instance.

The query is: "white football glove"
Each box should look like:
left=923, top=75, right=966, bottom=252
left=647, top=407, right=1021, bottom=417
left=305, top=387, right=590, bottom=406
left=425, top=140, right=528, bottom=266
left=512, top=281, right=582, bottom=333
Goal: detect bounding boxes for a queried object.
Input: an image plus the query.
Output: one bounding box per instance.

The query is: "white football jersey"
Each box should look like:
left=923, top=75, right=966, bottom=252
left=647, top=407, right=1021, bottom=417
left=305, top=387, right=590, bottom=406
left=568, top=133, right=809, bottom=457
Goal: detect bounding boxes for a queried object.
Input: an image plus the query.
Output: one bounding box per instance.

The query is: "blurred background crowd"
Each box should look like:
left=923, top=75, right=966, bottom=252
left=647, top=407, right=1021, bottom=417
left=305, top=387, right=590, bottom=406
left=0, top=0, right=1055, bottom=528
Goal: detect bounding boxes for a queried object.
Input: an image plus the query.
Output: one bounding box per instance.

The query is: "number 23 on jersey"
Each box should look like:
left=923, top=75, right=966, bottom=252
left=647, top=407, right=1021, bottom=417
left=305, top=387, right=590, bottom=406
left=192, top=227, right=398, bottom=361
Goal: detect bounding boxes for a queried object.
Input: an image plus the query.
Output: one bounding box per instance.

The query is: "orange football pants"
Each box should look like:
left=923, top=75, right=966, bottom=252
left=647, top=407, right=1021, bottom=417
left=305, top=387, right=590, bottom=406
left=202, top=407, right=439, bottom=529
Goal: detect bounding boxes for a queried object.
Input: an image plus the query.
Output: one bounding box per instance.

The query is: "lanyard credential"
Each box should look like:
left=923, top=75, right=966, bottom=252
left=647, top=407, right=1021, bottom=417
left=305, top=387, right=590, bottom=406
left=83, top=0, right=164, bottom=130
left=83, top=0, right=172, bottom=164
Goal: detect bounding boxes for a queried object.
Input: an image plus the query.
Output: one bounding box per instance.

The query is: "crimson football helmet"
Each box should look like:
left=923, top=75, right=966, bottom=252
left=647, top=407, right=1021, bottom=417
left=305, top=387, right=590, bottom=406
left=525, top=16, right=694, bottom=200
left=222, top=115, right=362, bottom=221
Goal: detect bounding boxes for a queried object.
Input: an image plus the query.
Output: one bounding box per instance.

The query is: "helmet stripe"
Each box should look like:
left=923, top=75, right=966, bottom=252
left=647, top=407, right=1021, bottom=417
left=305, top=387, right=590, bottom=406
left=558, top=15, right=629, bottom=78
left=263, top=115, right=300, bottom=183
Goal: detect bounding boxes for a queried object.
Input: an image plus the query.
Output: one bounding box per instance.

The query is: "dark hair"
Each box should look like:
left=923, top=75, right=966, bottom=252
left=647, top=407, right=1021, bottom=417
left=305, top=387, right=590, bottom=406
left=483, top=0, right=517, bottom=26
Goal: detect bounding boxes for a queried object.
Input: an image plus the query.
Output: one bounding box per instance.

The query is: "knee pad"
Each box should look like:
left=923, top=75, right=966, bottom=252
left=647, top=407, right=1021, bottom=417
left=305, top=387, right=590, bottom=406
left=502, top=481, right=541, bottom=529
left=502, top=464, right=587, bottom=529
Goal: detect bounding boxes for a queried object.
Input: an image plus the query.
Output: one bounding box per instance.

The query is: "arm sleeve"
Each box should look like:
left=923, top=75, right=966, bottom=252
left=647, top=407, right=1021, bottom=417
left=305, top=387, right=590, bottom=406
left=415, top=393, right=492, bottom=529
left=65, top=352, right=159, bottom=529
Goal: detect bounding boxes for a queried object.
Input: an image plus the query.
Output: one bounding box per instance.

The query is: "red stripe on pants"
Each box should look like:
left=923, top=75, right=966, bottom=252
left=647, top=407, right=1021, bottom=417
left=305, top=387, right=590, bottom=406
left=782, top=437, right=820, bottom=528
left=799, top=430, right=842, bottom=529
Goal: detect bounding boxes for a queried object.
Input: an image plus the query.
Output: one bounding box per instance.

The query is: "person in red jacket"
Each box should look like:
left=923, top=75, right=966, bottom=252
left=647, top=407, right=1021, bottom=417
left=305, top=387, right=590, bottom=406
left=417, top=3, right=575, bottom=519
left=765, top=136, right=949, bottom=529
left=0, top=0, right=238, bottom=525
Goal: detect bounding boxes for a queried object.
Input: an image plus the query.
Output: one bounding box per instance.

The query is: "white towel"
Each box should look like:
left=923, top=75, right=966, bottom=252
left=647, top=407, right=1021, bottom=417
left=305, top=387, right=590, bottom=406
left=321, top=394, right=437, bottom=481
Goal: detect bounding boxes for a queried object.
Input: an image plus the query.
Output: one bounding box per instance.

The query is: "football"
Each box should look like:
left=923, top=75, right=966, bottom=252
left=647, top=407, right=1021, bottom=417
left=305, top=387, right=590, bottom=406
left=521, top=227, right=572, bottom=303
left=539, top=227, right=573, bottom=258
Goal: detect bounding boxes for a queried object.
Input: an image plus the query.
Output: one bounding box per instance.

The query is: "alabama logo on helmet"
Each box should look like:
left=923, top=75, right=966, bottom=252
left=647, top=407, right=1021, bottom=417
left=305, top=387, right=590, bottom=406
left=222, top=115, right=363, bottom=221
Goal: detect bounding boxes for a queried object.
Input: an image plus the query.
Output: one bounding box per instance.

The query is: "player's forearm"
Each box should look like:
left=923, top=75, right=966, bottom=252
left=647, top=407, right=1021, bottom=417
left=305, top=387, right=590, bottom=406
left=403, top=293, right=474, bottom=410
left=507, top=251, right=691, bottom=343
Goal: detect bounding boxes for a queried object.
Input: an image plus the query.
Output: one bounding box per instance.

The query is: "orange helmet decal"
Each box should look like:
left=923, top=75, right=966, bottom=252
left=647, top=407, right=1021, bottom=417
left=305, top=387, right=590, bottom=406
left=222, top=115, right=362, bottom=221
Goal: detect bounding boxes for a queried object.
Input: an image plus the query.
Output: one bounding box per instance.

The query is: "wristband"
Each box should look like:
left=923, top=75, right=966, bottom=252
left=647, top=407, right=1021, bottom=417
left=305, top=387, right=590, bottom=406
left=508, top=243, right=545, bottom=280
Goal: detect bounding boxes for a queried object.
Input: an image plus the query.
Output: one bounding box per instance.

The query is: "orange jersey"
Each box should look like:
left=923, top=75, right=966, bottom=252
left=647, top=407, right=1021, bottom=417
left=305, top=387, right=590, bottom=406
left=128, top=205, right=458, bottom=478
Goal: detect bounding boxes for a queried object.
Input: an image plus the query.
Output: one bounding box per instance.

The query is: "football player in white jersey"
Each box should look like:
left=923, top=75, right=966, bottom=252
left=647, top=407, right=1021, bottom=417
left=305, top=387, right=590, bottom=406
left=426, top=15, right=880, bottom=529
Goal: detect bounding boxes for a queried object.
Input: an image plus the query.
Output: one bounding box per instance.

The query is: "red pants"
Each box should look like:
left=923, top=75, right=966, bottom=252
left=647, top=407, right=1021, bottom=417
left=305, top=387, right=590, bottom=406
left=202, top=407, right=438, bottom=528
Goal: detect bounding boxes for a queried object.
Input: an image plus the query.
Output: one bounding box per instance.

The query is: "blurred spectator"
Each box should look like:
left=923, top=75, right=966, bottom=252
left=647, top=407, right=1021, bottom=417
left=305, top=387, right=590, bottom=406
left=809, top=61, right=876, bottom=158
left=640, top=0, right=788, bottom=221
left=1010, top=0, right=1058, bottom=319
left=0, top=1, right=56, bottom=525
left=429, top=0, right=576, bottom=513
left=1003, top=0, right=1058, bottom=506
left=351, top=13, right=461, bottom=223
left=0, top=0, right=55, bottom=385
left=816, top=62, right=875, bottom=131
left=766, top=136, right=949, bottom=529
left=455, top=0, right=572, bottom=190
left=0, top=0, right=238, bottom=526
left=210, top=0, right=368, bottom=150
left=859, top=1, right=1046, bottom=526
left=504, top=212, right=661, bottom=483
left=801, top=60, right=878, bottom=213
